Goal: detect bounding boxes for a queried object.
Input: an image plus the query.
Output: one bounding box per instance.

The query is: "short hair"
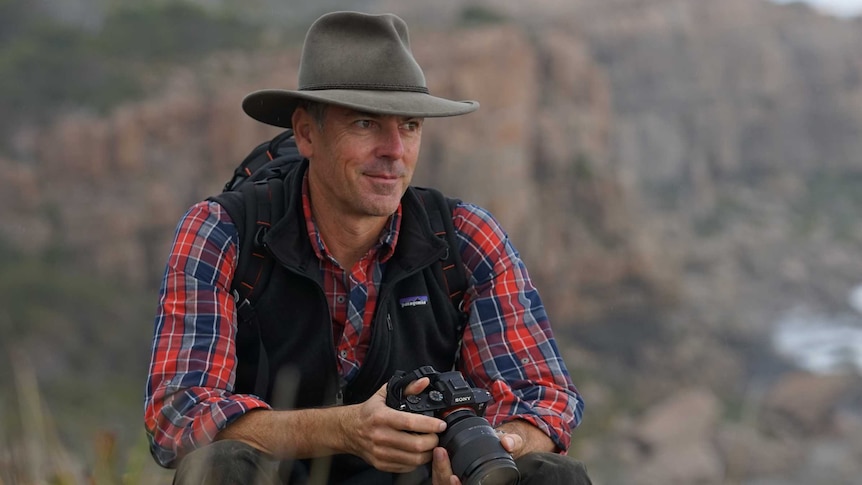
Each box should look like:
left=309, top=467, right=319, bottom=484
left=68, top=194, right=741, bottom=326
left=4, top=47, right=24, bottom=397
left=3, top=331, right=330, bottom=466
left=296, top=99, right=328, bottom=130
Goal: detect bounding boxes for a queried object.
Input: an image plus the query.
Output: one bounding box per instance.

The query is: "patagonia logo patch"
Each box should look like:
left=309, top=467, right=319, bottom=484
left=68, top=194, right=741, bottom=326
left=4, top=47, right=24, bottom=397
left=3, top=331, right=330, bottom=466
left=399, top=296, right=429, bottom=308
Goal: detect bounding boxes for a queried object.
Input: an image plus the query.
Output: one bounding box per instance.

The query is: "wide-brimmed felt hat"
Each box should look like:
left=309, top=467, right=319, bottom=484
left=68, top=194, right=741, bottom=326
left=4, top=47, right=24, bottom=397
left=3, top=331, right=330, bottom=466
left=242, top=11, right=479, bottom=128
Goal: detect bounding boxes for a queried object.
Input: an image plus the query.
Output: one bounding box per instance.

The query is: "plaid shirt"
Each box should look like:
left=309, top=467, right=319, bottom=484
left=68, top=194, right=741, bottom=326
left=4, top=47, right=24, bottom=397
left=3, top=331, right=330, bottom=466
left=300, top=177, right=400, bottom=383
left=145, top=177, right=584, bottom=467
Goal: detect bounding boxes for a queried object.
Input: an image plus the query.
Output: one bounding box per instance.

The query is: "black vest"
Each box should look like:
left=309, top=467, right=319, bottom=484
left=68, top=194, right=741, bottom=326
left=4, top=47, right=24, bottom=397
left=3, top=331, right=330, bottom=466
left=229, top=162, right=466, bottom=410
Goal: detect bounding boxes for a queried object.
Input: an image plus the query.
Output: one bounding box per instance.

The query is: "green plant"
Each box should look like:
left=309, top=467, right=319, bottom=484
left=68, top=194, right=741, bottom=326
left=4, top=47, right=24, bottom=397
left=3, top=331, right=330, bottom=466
left=97, top=2, right=258, bottom=63
left=458, top=5, right=509, bottom=26
left=0, top=238, right=158, bottom=484
left=0, top=0, right=259, bottom=144
left=791, top=169, right=862, bottom=240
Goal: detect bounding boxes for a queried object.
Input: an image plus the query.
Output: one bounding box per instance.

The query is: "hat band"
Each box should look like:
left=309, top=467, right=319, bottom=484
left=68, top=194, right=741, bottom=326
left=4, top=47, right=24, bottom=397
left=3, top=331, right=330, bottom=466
left=300, top=83, right=430, bottom=94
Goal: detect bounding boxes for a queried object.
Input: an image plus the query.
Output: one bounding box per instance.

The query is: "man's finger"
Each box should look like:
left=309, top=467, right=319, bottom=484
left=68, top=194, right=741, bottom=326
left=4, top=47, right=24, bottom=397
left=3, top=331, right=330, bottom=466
left=403, top=376, right=431, bottom=396
left=501, top=434, right=517, bottom=451
left=390, top=411, right=446, bottom=435
left=497, top=431, right=524, bottom=458
left=432, top=447, right=458, bottom=485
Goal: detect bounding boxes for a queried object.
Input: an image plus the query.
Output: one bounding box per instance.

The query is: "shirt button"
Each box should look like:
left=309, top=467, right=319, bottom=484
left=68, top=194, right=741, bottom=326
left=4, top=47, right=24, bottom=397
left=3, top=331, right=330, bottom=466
left=336, top=296, right=346, bottom=304
left=340, top=350, right=349, bottom=358
left=521, top=358, right=531, bottom=364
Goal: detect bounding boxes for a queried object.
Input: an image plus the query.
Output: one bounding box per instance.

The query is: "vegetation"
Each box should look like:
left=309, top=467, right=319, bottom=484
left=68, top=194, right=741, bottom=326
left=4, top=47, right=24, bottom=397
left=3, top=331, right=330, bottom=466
left=0, top=0, right=259, bottom=144
left=792, top=168, right=862, bottom=241
left=458, top=5, right=510, bottom=26
left=0, top=236, right=160, bottom=482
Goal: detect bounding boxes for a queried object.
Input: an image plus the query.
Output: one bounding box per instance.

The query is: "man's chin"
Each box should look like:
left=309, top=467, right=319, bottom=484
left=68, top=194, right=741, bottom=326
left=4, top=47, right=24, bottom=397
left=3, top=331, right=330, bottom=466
left=358, top=187, right=405, bottom=215
left=359, top=198, right=401, bottom=218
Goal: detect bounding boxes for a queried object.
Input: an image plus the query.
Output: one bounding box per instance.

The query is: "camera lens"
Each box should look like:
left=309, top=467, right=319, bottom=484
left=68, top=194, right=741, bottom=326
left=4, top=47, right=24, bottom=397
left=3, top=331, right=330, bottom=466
left=439, top=410, right=520, bottom=485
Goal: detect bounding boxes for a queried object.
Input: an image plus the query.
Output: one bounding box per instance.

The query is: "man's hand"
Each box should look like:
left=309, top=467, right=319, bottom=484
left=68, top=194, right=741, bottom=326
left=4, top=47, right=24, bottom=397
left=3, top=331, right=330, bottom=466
left=217, top=382, right=554, bottom=479
left=496, top=429, right=526, bottom=458
left=429, top=418, right=554, bottom=484
left=495, top=419, right=556, bottom=458
left=216, top=377, right=445, bottom=471
left=431, top=447, right=461, bottom=485
left=338, top=377, right=447, bottom=473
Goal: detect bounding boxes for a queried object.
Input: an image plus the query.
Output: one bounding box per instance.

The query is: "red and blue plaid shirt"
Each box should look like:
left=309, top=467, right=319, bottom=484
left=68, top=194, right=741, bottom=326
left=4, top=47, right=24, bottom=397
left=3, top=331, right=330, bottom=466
left=300, top=177, right=400, bottom=382
left=145, top=175, right=583, bottom=467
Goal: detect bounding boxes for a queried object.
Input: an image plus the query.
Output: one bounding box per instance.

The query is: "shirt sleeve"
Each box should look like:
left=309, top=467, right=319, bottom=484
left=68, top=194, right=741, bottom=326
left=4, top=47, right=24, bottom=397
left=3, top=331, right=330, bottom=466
left=453, top=202, right=584, bottom=453
left=144, top=200, right=271, bottom=468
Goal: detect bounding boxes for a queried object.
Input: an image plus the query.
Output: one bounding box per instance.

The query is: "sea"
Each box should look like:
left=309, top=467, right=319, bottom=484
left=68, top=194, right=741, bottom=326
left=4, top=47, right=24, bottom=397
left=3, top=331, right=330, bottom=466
left=771, top=284, right=862, bottom=375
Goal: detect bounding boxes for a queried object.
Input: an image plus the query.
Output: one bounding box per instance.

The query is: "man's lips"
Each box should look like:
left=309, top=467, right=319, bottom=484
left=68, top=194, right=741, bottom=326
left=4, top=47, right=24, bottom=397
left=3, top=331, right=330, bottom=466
left=364, top=171, right=400, bottom=180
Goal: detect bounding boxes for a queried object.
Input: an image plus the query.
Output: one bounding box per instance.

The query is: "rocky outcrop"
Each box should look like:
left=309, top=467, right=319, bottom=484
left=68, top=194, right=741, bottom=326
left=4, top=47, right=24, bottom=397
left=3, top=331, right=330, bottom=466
left=8, top=0, right=859, bottom=334
left=629, top=389, right=725, bottom=485
left=759, top=371, right=859, bottom=439
left=2, top=22, right=660, bottom=327
left=4, top=1, right=862, bottom=483
left=571, top=0, right=862, bottom=328
left=583, top=374, right=862, bottom=484
left=414, top=25, right=669, bottom=325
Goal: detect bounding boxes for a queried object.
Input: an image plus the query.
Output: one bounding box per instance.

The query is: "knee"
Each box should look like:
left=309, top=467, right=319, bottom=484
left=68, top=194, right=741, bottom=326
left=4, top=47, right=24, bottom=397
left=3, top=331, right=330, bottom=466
left=515, top=452, right=592, bottom=485
left=174, top=440, right=274, bottom=485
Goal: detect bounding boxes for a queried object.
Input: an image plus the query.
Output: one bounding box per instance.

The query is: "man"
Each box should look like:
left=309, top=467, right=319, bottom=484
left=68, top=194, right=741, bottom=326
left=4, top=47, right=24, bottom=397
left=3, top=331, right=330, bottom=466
left=145, top=11, right=590, bottom=485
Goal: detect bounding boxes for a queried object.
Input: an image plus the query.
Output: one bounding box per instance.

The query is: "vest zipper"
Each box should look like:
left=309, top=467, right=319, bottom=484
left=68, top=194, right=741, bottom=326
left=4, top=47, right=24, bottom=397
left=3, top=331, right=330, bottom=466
left=286, top=249, right=444, bottom=406
left=347, top=247, right=445, bottom=401
left=297, top=265, right=344, bottom=408
left=330, top=314, right=344, bottom=406
left=296, top=266, right=378, bottom=407
left=335, top=377, right=346, bottom=406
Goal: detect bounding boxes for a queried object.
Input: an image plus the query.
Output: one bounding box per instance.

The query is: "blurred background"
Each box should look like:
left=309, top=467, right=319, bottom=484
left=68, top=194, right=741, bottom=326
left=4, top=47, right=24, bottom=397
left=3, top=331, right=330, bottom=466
left=2, top=0, right=862, bottom=483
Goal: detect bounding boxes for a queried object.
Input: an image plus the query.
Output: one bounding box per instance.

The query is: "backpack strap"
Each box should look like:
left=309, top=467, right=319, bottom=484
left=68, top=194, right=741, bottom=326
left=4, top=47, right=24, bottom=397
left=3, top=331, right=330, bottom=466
left=210, top=177, right=285, bottom=398
left=414, top=187, right=470, bottom=334
left=214, top=129, right=297, bottom=319
left=235, top=178, right=285, bottom=315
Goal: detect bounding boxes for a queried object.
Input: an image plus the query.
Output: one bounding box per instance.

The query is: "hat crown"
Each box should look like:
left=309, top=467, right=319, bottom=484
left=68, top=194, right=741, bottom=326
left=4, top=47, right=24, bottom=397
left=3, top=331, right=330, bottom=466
left=241, top=11, right=478, bottom=128
left=298, top=12, right=427, bottom=93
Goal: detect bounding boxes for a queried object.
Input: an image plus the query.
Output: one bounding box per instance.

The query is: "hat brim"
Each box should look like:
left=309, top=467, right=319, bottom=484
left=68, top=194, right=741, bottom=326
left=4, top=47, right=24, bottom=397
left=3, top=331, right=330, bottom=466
left=242, top=89, right=479, bottom=128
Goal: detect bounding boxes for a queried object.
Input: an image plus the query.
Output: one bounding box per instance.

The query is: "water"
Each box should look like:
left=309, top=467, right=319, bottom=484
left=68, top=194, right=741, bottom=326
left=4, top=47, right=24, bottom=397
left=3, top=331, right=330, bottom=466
left=769, top=0, right=862, bottom=18
left=771, top=285, right=862, bottom=375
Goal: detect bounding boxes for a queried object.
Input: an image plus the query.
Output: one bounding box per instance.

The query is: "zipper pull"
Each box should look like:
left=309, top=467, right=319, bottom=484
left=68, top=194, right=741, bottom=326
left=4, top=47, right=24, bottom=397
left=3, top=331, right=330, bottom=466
left=387, top=313, right=393, bottom=331
left=335, top=377, right=347, bottom=406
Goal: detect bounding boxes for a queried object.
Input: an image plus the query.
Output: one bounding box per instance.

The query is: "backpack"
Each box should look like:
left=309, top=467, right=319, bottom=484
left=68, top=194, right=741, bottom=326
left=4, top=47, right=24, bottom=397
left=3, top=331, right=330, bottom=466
left=209, top=130, right=469, bottom=398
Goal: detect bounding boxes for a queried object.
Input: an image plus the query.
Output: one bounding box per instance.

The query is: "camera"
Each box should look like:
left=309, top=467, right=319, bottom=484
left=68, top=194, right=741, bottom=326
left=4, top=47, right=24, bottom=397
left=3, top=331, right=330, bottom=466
left=386, top=366, right=520, bottom=485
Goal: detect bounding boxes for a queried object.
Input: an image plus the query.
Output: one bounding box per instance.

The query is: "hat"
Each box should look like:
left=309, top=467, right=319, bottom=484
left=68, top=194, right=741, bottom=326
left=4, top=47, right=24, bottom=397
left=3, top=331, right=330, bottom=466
left=242, top=11, right=479, bottom=128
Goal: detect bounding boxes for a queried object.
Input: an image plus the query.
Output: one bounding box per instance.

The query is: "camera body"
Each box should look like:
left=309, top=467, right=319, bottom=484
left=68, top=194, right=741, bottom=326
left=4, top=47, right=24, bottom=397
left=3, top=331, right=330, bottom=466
left=386, top=366, right=491, bottom=417
left=386, top=366, right=520, bottom=485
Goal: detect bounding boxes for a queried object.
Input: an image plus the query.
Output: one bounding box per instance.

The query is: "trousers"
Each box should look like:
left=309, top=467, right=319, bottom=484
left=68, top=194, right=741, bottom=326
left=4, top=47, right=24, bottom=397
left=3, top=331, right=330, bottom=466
left=173, top=440, right=592, bottom=485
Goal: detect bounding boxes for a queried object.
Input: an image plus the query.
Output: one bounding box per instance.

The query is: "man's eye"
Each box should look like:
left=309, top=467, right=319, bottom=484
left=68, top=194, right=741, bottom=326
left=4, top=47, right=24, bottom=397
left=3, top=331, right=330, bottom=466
left=354, top=120, right=372, bottom=129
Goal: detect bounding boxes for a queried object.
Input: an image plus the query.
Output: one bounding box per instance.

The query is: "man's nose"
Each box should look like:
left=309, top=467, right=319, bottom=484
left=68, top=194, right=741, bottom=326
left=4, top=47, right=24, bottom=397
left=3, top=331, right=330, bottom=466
left=375, top=122, right=405, bottom=160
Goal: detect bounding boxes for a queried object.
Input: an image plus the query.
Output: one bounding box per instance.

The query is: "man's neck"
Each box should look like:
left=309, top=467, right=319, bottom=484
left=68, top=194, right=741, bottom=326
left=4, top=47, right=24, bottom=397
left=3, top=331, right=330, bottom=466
left=311, top=205, right=388, bottom=270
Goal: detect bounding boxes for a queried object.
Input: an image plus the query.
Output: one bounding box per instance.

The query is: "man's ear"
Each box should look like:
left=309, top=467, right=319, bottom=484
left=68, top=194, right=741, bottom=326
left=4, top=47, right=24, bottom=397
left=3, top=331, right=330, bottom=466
left=292, top=108, right=314, bottom=159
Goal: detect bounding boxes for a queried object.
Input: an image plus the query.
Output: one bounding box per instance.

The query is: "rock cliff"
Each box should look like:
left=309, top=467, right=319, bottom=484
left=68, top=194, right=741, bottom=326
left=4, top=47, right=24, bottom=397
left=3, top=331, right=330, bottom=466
left=2, top=21, right=662, bottom=330
left=4, top=0, right=862, bottom=482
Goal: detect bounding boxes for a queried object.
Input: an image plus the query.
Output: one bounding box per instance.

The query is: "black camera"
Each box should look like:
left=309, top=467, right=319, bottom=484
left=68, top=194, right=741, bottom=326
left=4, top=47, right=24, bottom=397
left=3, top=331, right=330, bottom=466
left=386, top=366, right=520, bottom=485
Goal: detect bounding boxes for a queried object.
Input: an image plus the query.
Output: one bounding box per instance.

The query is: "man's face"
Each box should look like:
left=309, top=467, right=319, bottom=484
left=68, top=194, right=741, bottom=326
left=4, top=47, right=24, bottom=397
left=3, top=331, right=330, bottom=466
left=295, top=105, right=423, bottom=219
